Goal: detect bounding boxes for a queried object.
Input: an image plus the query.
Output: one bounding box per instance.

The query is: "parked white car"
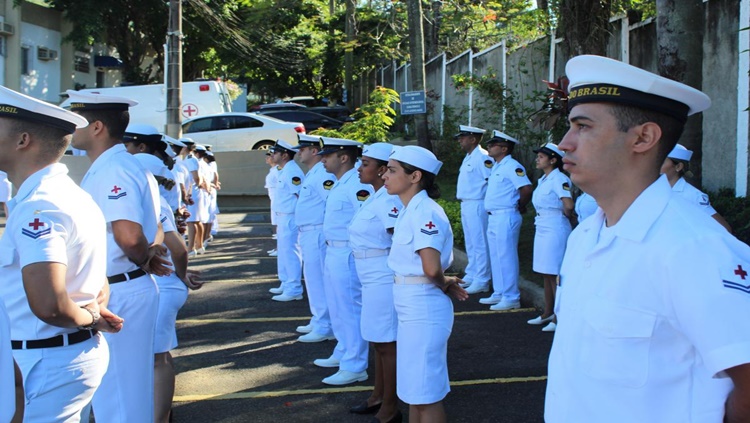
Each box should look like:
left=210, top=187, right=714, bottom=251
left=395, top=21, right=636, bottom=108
left=182, top=112, right=304, bottom=151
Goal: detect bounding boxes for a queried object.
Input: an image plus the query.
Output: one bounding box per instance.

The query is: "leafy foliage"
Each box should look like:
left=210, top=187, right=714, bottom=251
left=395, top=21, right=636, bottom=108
left=313, top=87, right=400, bottom=144
left=436, top=199, right=464, bottom=250
left=709, top=189, right=750, bottom=246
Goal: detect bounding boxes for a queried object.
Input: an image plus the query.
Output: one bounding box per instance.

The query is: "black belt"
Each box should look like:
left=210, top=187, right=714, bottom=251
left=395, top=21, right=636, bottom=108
left=11, top=329, right=97, bottom=350
left=107, top=268, right=148, bottom=284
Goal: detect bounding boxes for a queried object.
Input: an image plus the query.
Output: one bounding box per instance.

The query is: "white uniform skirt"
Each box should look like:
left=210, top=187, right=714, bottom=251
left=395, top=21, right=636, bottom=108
left=355, top=254, right=397, bottom=343
left=533, top=214, right=572, bottom=275
left=153, top=274, right=189, bottom=353
left=187, top=187, right=210, bottom=223
left=393, top=282, right=453, bottom=405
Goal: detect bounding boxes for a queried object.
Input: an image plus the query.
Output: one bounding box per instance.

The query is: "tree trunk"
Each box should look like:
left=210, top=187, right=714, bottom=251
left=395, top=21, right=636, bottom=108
left=656, top=0, right=704, bottom=183
left=166, top=0, right=183, bottom=138
left=406, top=0, right=431, bottom=150
left=557, top=0, right=611, bottom=57
left=345, top=0, right=356, bottom=110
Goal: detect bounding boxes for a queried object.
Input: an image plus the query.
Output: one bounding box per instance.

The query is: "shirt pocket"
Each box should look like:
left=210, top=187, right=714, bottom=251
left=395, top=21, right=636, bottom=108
left=391, top=227, right=414, bottom=246
left=357, top=209, right=377, bottom=222
left=328, top=200, right=346, bottom=212
left=579, top=300, right=656, bottom=388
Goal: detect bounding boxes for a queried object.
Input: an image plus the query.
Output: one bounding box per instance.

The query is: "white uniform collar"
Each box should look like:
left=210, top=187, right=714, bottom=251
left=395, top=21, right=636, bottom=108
left=334, top=167, right=357, bottom=186
left=404, top=189, right=429, bottom=211
left=672, top=176, right=687, bottom=192
left=8, top=163, right=68, bottom=213
left=87, top=143, right=126, bottom=176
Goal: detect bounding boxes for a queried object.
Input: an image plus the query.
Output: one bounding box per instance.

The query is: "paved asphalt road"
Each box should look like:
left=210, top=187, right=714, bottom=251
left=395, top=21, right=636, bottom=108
left=171, top=212, right=553, bottom=423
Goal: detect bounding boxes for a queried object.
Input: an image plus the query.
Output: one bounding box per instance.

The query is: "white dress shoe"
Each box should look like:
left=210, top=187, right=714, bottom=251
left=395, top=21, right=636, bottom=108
left=271, top=294, right=303, bottom=302
left=527, top=315, right=555, bottom=325
left=464, top=284, right=489, bottom=294
left=322, top=370, right=368, bottom=386
left=296, top=324, right=313, bottom=334
left=478, top=296, right=501, bottom=305
left=490, top=299, right=521, bottom=311
left=313, top=356, right=340, bottom=368
left=187, top=249, right=197, bottom=257
left=269, top=286, right=283, bottom=294
left=197, top=246, right=206, bottom=254
left=298, top=332, right=336, bottom=343
left=542, top=322, right=557, bottom=332
left=268, top=250, right=278, bottom=257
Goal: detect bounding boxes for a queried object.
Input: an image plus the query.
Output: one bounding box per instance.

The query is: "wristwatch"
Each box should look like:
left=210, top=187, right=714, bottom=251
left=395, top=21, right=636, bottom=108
left=78, top=307, right=100, bottom=330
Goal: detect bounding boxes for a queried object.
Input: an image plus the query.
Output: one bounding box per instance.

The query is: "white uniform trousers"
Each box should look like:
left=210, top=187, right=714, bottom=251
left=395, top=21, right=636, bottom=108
left=460, top=200, right=491, bottom=287
left=487, top=210, right=522, bottom=302
left=91, top=275, right=158, bottom=423
left=15, top=335, right=108, bottom=422
left=275, top=213, right=303, bottom=297
left=323, top=245, right=368, bottom=373
left=299, top=226, right=333, bottom=336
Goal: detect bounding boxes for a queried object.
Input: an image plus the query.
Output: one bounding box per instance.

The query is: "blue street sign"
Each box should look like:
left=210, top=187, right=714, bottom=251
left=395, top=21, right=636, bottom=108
left=400, top=91, right=426, bottom=115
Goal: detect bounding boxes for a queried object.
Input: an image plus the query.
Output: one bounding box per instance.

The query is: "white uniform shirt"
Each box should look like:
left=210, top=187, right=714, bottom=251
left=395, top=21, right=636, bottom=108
left=348, top=187, right=401, bottom=251
left=81, top=144, right=161, bottom=277
left=456, top=146, right=492, bottom=201
left=531, top=168, right=572, bottom=212
left=0, top=170, right=11, bottom=202
left=574, top=192, right=598, bottom=222
left=0, top=300, right=13, bottom=421
left=295, top=162, right=335, bottom=227
left=546, top=175, right=750, bottom=422
left=323, top=168, right=373, bottom=241
left=388, top=190, right=453, bottom=276
left=158, top=196, right=176, bottom=270
left=274, top=160, right=304, bottom=214
left=672, top=177, right=717, bottom=216
left=183, top=155, right=200, bottom=195
left=265, top=166, right=279, bottom=203
left=484, top=155, right=531, bottom=211
left=0, top=164, right=107, bottom=340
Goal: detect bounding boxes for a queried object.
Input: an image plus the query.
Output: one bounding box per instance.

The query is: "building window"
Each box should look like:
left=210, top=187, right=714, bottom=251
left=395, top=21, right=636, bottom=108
left=74, top=54, right=90, bottom=73
left=21, top=46, right=30, bottom=75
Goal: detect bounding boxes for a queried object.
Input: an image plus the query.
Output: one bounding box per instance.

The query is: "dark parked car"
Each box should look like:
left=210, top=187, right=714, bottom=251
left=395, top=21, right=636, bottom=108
left=249, top=102, right=307, bottom=112
left=308, top=105, right=352, bottom=121
left=257, top=110, right=345, bottom=131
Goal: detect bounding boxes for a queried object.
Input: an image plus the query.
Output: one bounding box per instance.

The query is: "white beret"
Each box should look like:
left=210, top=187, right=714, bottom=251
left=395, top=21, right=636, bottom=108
left=0, top=85, right=88, bottom=134
left=362, top=143, right=393, bottom=162
left=390, top=145, right=443, bottom=175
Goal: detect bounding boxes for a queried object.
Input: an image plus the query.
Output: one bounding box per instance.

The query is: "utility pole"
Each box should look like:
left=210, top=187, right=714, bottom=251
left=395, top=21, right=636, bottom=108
left=166, top=0, right=183, bottom=137
left=345, top=0, right=355, bottom=109
left=406, top=0, right=431, bottom=150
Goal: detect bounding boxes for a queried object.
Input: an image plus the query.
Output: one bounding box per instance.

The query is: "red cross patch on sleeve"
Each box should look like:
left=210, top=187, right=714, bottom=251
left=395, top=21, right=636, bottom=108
left=388, top=206, right=399, bottom=218
left=22, top=218, right=51, bottom=239
left=108, top=185, right=127, bottom=200
left=722, top=264, right=750, bottom=294
left=420, top=221, right=439, bottom=236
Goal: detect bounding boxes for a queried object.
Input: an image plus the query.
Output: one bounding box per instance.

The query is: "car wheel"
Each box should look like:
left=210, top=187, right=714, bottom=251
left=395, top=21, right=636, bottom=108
left=253, top=140, right=275, bottom=151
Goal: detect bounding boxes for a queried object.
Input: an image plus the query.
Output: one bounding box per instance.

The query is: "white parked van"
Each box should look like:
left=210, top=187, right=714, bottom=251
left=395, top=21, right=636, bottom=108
left=61, top=81, right=233, bottom=132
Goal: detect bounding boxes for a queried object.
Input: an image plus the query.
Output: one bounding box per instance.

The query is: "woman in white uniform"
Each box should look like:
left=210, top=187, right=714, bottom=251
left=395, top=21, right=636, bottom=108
left=384, top=146, right=468, bottom=423
left=528, top=143, right=573, bottom=332
left=348, top=143, right=401, bottom=422
left=264, top=152, right=279, bottom=256
left=661, top=144, right=732, bottom=232
left=124, top=133, right=203, bottom=423
left=204, top=152, right=220, bottom=240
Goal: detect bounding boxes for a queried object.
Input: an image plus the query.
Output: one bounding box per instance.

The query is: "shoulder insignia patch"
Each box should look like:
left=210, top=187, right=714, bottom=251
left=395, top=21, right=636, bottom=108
left=723, top=264, right=750, bottom=294
left=22, top=218, right=51, bottom=239
left=562, top=182, right=571, bottom=191
left=108, top=185, right=127, bottom=200
left=515, top=168, right=526, bottom=177
left=356, top=190, right=370, bottom=201
left=292, top=176, right=302, bottom=186
left=388, top=206, right=399, bottom=218
left=276, top=166, right=282, bottom=170
left=323, top=180, right=334, bottom=190
left=420, top=221, right=439, bottom=236
left=700, top=194, right=710, bottom=206
left=484, top=159, right=493, bottom=168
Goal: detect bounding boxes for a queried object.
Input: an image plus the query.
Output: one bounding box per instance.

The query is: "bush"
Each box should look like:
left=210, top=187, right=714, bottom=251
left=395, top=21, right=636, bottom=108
left=436, top=198, right=464, bottom=250
left=312, top=86, right=399, bottom=144
left=708, top=188, right=750, bottom=245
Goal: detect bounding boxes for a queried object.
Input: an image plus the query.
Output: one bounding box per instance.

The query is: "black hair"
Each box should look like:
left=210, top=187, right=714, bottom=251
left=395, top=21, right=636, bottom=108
left=7, top=118, right=70, bottom=162
left=170, top=144, right=182, bottom=155
left=540, top=151, right=564, bottom=171
left=398, top=160, right=441, bottom=199
left=608, top=104, right=685, bottom=164
left=500, top=141, right=515, bottom=154
left=336, top=149, right=358, bottom=165
left=669, top=158, right=689, bottom=176
left=131, top=140, right=175, bottom=170
left=78, top=109, right=130, bottom=140
left=204, top=154, right=216, bottom=163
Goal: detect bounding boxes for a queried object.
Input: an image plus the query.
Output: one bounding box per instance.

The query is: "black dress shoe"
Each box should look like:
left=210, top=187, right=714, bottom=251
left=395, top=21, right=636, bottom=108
left=349, top=401, right=382, bottom=414
left=370, top=410, right=403, bottom=423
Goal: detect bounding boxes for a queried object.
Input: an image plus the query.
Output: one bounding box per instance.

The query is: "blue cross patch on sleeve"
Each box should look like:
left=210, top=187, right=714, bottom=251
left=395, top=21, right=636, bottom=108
left=22, top=218, right=51, bottom=239
left=722, top=264, right=750, bottom=294
left=108, top=185, right=127, bottom=200
left=420, top=221, right=439, bottom=235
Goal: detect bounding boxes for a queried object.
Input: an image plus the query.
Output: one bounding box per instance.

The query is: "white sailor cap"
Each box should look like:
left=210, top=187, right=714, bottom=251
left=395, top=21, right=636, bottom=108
left=133, top=152, right=168, bottom=177
left=178, top=137, right=195, bottom=145
left=194, top=144, right=207, bottom=152
left=667, top=143, right=693, bottom=162
left=533, top=142, right=565, bottom=159
left=272, top=140, right=296, bottom=155
left=454, top=125, right=486, bottom=139
left=162, top=134, right=185, bottom=148
left=390, top=145, right=443, bottom=175
left=294, top=134, right=323, bottom=149
left=487, top=130, right=519, bottom=145
left=317, top=137, right=363, bottom=156
left=0, top=85, right=88, bottom=134
left=362, top=143, right=393, bottom=162
left=123, top=123, right=165, bottom=146
left=65, top=89, right=138, bottom=112
left=566, top=55, right=711, bottom=122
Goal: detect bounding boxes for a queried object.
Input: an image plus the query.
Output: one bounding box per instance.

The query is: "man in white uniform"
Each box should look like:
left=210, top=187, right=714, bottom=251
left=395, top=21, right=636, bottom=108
left=68, top=90, right=171, bottom=423
left=454, top=125, right=492, bottom=294
left=482, top=130, right=532, bottom=310
left=545, top=55, right=750, bottom=422
left=269, top=140, right=305, bottom=302
left=315, top=137, right=373, bottom=385
left=0, top=86, right=123, bottom=421
left=293, top=134, right=337, bottom=342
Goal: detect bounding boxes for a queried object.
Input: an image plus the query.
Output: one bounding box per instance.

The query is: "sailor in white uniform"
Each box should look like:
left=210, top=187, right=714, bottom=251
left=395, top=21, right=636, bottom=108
left=0, top=86, right=123, bottom=421
left=573, top=191, right=598, bottom=224
left=527, top=143, right=573, bottom=332
left=0, top=170, right=11, bottom=217
left=482, top=130, right=532, bottom=310
left=455, top=125, right=493, bottom=293
left=264, top=151, right=280, bottom=259
left=545, top=54, right=750, bottom=423
left=384, top=145, right=468, bottom=423
left=315, top=137, right=372, bottom=386
left=68, top=90, right=170, bottom=423
left=269, top=140, right=305, bottom=301
left=293, top=134, right=336, bottom=342
left=661, top=143, right=732, bottom=232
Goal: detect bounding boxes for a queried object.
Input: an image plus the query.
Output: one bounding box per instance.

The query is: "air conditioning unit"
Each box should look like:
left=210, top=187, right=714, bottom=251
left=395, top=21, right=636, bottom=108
left=37, top=47, right=58, bottom=61
left=0, top=18, right=14, bottom=36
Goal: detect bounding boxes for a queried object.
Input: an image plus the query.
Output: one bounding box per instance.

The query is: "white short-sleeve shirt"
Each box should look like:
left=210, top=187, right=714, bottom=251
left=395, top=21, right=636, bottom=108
left=274, top=160, right=305, bottom=214
left=672, top=177, right=717, bottom=216
left=295, top=162, right=335, bottom=227
left=456, top=146, right=492, bottom=201
left=484, top=155, right=531, bottom=211
left=574, top=192, right=598, bottom=222
left=0, top=164, right=107, bottom=340
left=532, top=168, right=572, bottom=212
left=349, top=187, right=401, bottom=251
left=323, top=168, right=373, bottom=242
left=546, top=175, right=750, bottom=422
left=388, top=190, right=453, bottom=276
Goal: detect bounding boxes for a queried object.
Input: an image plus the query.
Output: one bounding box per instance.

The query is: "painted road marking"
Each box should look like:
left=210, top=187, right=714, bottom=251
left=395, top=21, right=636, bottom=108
left=174, top=375, right=547, bottom=402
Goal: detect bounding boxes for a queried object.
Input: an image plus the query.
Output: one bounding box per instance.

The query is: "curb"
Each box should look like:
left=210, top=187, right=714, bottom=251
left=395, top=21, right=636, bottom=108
left=450, top=247, right=545, bottom=310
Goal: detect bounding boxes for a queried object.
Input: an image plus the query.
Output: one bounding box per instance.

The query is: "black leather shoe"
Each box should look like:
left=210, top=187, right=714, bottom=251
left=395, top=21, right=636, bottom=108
left=349, top=401, right=382, bottom=414
left=371, top=410, right=403, bottom=423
